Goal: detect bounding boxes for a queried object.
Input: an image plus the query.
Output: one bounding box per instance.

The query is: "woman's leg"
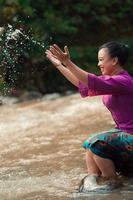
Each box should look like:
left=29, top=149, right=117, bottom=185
left=84, top=129, right=123, bottom=179
left=86, top=149, right=117, bottom=179
left=85, top=150, right=101, bottom=176
left=93, top=153, right=117, bottom=178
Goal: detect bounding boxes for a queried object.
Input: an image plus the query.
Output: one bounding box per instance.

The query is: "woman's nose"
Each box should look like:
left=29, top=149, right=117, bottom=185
left=98, top=62, right=100, bottom=67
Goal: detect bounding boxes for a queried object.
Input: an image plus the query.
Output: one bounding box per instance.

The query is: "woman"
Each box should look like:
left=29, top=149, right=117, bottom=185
left=45, top=41, right=133, bottom=190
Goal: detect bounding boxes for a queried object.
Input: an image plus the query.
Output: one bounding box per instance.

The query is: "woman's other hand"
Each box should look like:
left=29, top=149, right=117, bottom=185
left=49, top=44, right=70, bottom=65
left=45, top=50, right=61, bottom=68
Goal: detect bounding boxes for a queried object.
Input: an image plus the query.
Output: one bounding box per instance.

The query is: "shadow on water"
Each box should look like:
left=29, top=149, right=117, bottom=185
left=0, top=93, right=133, bottom=199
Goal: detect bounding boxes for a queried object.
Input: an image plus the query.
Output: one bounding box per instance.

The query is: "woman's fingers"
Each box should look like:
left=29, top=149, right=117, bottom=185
left=45, top=50, right=51, bottom=54
left=45, top=50, right=51, bottom=57
left=64, top=46, right=69, bottom=55
left=45, top=49, right=54, bottom=56
left=45, top=50, right=54, bottom=59
left=46, top=44, right=68, bottom=56
left=53, top=44, right=64, bottom=54
left=45, top=50, right=58, bottom=60
left=50, top=46, right=60, bottom=57
left=45, top=44, right=69, bottom=62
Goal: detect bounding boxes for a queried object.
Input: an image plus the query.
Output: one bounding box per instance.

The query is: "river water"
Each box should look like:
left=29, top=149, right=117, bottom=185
left=0, top=93, right=133, bottom=200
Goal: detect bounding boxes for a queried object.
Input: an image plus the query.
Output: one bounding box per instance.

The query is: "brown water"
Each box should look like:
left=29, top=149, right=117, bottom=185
left=0, top=93, right=133, bottom=200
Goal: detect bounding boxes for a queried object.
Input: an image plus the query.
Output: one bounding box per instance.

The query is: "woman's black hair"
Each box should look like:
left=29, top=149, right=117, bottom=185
left=99, top=41, right=131, bottom=66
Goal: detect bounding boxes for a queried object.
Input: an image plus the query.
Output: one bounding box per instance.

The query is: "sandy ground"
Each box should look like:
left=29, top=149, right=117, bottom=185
left=0, top=93, right=133, bottom=200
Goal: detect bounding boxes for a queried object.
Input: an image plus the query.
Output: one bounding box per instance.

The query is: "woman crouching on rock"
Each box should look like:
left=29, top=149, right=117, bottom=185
left=45, top=41, right=133, bottom=191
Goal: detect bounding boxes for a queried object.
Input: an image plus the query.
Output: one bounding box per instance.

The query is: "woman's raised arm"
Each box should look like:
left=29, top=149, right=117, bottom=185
left=45, top=49, right=79, bottom=87
left=48, top=44, right=89, bottom=86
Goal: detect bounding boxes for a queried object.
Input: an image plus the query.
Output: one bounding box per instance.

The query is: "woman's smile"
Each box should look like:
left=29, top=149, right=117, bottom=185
left=100, top=67, right=104, bottom=72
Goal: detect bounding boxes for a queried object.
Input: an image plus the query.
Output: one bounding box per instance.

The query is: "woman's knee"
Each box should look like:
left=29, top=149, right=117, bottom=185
left=86, top=149, right=96, bottom=158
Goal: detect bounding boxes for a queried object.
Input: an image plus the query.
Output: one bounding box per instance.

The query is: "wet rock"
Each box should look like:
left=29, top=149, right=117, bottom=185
left=0, top=96, right=18, bottom=105
left=64, top=90, right=74, bottom=96
left=17, top=91, right=42, bottom=103
left=42, top=93, right=61, bottom=101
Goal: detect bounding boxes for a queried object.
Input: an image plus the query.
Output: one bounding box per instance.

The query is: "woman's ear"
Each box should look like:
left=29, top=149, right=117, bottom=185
left=112, top=57, right=118, bottom=66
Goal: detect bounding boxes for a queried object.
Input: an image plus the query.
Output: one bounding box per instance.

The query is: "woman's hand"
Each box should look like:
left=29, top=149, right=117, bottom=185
left=49, top=44, right=70, bottom=65
left=45, top=49, right=61, bottom=68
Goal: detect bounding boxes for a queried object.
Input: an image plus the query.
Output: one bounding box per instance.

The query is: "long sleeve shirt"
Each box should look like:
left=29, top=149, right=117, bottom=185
left=78, top=70, right=133, bottom=134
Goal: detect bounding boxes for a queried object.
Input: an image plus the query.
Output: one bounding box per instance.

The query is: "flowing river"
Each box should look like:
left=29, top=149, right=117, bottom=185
left=0, top=93, right=133, bottom=200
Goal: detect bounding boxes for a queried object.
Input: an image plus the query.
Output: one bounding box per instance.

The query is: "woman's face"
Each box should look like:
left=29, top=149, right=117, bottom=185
left=98, top=48, right=118, bottom=75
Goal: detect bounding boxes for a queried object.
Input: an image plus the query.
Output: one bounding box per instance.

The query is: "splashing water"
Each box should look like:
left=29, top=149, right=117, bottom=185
left=0, top=24, right=50, bottom=50
left=0, top=24, right=51, bottom=95
left=0, top=25, right=28, bottom=95
left=11, top=24, right=50, bottom=49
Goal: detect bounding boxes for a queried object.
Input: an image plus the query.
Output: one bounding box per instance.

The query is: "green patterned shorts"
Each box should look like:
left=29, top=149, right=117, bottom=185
left=83, top=128, right=133, bottom=174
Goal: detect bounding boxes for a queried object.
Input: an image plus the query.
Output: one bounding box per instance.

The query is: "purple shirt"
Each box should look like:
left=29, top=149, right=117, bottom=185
left=78, top=70, right=133, bottom=134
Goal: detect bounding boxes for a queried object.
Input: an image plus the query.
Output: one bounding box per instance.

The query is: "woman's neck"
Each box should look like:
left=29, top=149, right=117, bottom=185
left=111, top=67, right=124, bottom=76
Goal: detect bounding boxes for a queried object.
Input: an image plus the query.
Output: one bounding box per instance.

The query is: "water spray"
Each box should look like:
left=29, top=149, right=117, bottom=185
left=0, top=24, right=51, bottom=95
